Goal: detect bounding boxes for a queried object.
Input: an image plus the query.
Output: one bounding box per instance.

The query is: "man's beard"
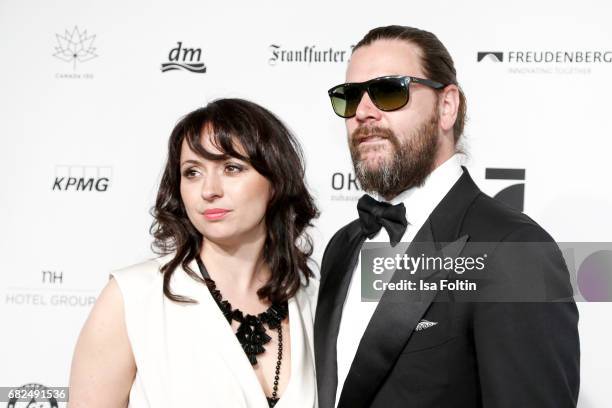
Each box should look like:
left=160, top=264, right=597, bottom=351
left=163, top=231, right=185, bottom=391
left=349, top=112, right=439, bottom=199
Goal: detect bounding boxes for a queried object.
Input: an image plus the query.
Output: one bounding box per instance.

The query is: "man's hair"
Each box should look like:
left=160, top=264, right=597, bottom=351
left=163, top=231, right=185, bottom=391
left=353, top=25, right=467, bottom=143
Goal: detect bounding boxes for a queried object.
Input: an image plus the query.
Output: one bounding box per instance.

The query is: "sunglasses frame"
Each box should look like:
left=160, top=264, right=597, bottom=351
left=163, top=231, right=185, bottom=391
left=327, top=75, right=446, bottom=118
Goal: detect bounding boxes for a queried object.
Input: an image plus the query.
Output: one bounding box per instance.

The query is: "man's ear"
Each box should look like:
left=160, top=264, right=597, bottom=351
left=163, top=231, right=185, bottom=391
left=438, top=84, right=460, bottom=133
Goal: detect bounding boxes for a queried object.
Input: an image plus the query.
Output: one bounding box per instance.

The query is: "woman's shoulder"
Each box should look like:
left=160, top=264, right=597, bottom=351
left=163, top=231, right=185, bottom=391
left=109, top=253, right=174, bottom=295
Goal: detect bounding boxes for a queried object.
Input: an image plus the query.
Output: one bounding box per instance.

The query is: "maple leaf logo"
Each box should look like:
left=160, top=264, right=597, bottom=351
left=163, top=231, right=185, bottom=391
left=53, top=26, right=98, bottom=70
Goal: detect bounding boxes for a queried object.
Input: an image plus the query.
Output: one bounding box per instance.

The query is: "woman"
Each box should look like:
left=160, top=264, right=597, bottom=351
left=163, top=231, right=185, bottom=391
left=69, top=99, right=319, bottom=407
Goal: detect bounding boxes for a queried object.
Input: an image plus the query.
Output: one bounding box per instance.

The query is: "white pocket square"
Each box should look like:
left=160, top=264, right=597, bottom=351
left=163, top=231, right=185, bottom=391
left=415, top=319, right=438, bottom=331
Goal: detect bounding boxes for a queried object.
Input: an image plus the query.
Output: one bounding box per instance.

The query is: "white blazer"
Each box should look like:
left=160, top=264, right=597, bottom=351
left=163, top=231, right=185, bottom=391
left=110, top=253, right=318, bottom=408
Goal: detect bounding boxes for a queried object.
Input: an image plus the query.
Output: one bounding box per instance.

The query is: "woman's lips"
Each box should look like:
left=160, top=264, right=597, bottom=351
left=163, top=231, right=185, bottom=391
left=203, top=209, right=231, bottom=220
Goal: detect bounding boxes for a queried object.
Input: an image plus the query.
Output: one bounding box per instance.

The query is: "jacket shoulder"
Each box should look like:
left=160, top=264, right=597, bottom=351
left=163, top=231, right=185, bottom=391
left=463, top=193, right=555, bottom=243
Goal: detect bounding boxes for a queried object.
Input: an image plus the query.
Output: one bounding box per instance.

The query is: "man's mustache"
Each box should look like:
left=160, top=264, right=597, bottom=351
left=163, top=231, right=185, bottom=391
left=350, top=126, right=397, bottom=150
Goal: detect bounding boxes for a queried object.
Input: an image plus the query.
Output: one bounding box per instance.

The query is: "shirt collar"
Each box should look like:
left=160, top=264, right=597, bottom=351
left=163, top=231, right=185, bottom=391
left=375, top=153, right=464, bottom=227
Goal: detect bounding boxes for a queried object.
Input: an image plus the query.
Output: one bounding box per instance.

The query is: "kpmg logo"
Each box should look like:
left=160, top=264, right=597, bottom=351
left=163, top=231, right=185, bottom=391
left=53, top=26, right=98, bottom=70
left=477, top=52, right=504, bottom=62
left=52, top=165, right=112, bottom=192
left=268, top=44, right=350, bottom=66
left=161, top=42, right=207, bottom=73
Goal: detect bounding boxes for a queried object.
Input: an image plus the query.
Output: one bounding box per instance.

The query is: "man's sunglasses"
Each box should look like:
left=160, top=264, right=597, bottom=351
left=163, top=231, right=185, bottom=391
left=327, top=75, right=446, bottom=118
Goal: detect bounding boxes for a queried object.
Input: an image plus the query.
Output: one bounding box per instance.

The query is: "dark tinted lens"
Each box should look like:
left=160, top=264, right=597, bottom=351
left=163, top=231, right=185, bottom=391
left=330, top=84, right=363, bottom=118
left=368, top=78, right=408, bottom=111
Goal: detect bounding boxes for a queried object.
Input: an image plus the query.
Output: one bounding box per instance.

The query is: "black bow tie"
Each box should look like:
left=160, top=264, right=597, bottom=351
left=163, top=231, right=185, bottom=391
left=357, top=194, right=408, bottom=247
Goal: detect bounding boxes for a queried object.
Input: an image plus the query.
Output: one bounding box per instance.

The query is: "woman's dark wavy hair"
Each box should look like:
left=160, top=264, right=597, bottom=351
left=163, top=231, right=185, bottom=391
left=150, top=98, right=319, bottom=304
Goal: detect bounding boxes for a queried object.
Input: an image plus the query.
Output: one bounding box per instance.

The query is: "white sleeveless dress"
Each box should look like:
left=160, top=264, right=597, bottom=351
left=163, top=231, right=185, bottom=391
left=110, top=253, right=318, bottom=408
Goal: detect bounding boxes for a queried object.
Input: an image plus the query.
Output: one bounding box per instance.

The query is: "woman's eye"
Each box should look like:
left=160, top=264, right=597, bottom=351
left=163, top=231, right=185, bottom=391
left=182, top=168, right=199, bottom=178
left=225, top=163, right=244, bottom=173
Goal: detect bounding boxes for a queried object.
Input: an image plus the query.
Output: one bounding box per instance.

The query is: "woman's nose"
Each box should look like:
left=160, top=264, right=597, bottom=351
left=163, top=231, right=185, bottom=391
left=200, top=174, right=223, bottom=201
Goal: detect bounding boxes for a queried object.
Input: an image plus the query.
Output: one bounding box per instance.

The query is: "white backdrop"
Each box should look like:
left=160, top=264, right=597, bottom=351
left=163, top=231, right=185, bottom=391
left=1, top=0, right=611, bottom=406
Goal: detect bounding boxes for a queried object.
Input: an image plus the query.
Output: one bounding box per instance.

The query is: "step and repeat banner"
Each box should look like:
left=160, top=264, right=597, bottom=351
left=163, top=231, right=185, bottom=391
left=1, top=0, right=611, bottom=406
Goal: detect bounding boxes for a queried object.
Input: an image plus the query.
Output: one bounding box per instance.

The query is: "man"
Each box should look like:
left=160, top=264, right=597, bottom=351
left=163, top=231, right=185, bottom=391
left=314, top=25, right=579, bottom=408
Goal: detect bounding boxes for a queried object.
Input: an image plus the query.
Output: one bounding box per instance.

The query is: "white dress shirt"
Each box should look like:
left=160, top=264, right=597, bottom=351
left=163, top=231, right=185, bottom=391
left=334, top=154, right=463, bottom=406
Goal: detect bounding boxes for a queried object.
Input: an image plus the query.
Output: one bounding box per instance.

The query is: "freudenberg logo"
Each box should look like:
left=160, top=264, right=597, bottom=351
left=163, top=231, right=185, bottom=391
left=161, top=42, right=207, bottom=73
left=477, top=52, right=504, bottom=62
left=477, top=49, right=612, bottom=75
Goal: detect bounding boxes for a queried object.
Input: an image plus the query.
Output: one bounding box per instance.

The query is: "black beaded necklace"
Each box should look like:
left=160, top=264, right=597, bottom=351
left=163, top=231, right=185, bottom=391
left=195, top=258, right=288, bottom=407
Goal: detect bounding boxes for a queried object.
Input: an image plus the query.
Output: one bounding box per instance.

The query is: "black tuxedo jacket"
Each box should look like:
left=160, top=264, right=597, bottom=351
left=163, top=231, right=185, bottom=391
left=314, top=168, right=580, bottom=408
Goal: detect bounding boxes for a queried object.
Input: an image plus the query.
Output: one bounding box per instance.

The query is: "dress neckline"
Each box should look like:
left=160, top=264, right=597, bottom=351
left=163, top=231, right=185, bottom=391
left=191, top=257, right=296, bottom=407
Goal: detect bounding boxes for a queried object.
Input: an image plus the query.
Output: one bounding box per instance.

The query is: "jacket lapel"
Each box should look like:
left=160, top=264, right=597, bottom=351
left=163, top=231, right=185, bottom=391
left=314, top=220, right=366, bottom=408
left=337, top=221, right=441, bottom=408
left=336, top=168, right=481, bottom=408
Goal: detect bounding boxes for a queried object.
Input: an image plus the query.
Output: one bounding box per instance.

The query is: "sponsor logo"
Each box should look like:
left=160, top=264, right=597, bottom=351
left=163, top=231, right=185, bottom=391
left=477, top=52, right=504, bottom=62
left=477, top=49, right=612, bottom=75
left=52, top=165, right=112, bottom=192
left=4, top=269, right=96, bottom=308
left=329, top=171, right=361, bottom=201
left=53, top=26, right=97, bottom=79
left=53, top=26, right=98, bottom=69
left=485, top=168, right=525, bottom=211
left=268, top=44, right=351, bottom=66
left=506, top=50, right=612, bottom=63
left=571, top=248, right=612, bottom=301
left=161, top=41, right=207, bottom=73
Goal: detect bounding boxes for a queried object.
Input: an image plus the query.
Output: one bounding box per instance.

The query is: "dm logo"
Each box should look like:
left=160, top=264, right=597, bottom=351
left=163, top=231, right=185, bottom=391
left=161, top=41, right=207, bottom=73
left=477, top=52, right=504, bottom=62
left=486, top=168, right=525, bottom=211
left=53, top=26, right=98, bottom=70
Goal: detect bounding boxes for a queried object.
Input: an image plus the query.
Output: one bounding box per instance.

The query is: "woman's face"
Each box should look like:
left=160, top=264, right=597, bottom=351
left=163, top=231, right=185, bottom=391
left=179, top=132, right=272, bottom=246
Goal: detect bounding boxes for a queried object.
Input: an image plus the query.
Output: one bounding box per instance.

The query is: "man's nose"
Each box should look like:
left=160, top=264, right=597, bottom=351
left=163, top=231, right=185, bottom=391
left=354, top=91, right=383, bottom=123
